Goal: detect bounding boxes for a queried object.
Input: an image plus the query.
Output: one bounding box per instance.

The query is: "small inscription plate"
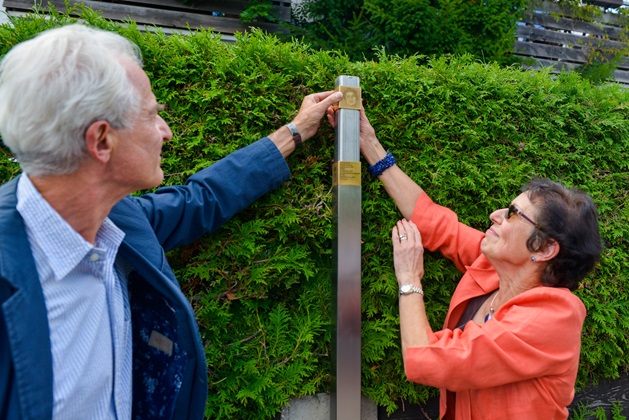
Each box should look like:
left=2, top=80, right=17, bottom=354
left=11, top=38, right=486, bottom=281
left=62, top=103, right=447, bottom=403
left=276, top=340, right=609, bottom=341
left=333, top=161, right=361, bottom=186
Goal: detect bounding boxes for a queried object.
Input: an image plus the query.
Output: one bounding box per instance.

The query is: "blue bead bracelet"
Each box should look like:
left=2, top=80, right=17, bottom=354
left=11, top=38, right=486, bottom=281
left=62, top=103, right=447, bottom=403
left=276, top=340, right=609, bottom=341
left=368, top=152, right=396, bottom=178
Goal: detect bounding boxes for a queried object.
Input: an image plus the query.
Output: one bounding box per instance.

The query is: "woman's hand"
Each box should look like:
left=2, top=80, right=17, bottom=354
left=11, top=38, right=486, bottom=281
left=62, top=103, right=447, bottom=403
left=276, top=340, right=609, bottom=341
left=328, top=104, right=424, bottom=220
left=358, top=108, right=388, bottom=166
left=327, top=105, right=388, bottom=165
left=358, top=107, right=378, bottom=152
left=392, top=219, right=425, bottom=286
left=393, top=219, right=431, bottom=353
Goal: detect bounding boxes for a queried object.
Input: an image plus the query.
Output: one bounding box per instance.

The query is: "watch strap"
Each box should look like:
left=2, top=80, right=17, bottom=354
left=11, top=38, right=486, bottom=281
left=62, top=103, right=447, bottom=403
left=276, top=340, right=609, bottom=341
left=285, top=122, right=302, bottom=148
left=399, top=284, right=424, bottom=296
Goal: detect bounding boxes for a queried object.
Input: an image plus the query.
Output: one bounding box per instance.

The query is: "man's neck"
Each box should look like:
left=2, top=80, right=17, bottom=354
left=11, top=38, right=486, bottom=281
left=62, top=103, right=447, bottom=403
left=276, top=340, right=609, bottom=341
left=28, top=170, right=125, bottom=244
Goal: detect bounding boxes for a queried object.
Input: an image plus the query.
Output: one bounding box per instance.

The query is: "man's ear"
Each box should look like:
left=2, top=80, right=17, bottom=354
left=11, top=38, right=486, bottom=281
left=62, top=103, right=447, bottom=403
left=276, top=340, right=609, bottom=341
left=85, top=120, right=114, bottom=163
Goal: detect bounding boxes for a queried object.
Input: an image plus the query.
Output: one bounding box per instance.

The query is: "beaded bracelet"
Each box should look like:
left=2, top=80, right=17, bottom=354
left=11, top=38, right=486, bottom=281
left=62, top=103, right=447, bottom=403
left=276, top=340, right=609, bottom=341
left=368, top=152, right=396, bottom=178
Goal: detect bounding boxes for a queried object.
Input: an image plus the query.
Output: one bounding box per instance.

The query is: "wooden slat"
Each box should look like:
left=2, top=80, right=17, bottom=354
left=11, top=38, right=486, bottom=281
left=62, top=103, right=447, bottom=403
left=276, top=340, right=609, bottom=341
left=138, top=0, right=290, bottom=22
left=516, top=50, right=629, bottom=85
left=582, top=0, right=624, bottom=8
left=518, top=56, right=581, bottom=72
left=517, top=24, right=626, bottom=51
left=514, top=39, right=590, bottom=63
left=515, top=55, right=629, bottom=80
left=525, top=12, right=627, bottom=41
left=611, top=69, right=629, bottom=84
left=95, top=0, right=291, bottom=21
left=3, top=0, right=35, bottom=11
left=526, top=0, right=628, bottom=27
left=514, top=40, right=629, bottom=69
left=4, top=0, right=288, bottom=33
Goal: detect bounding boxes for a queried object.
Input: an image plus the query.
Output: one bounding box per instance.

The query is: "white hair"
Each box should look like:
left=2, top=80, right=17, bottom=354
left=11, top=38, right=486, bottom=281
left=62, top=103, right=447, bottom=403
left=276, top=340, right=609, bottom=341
left=0, top=24, right=143, bottom=176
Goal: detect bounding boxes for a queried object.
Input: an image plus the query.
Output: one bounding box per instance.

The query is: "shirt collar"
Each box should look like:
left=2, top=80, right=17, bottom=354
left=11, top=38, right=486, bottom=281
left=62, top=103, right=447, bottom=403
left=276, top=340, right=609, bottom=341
left=16, top=174, right=125, bottom=281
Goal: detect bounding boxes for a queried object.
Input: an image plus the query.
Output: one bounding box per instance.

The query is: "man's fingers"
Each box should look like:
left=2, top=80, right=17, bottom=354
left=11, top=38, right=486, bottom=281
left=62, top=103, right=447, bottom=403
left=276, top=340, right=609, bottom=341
left=315, top=91, right=343, bottom=110
left=310, top=90, right=339, bottom=104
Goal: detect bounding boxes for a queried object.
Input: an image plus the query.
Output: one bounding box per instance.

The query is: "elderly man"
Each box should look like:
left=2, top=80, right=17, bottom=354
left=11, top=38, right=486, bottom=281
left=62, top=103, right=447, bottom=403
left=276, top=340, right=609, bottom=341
left=0, top=24, right=342, bottom=419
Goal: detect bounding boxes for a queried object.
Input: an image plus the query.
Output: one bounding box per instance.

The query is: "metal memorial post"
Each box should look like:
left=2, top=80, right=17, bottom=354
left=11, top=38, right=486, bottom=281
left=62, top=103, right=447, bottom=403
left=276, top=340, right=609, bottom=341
left=331, top=75, right=362, bottom=420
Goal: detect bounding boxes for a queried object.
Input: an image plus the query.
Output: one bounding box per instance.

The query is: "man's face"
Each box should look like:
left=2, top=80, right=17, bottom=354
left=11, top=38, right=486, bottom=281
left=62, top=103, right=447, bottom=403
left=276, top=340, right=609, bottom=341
left=109, top=59, right=172, bottom=192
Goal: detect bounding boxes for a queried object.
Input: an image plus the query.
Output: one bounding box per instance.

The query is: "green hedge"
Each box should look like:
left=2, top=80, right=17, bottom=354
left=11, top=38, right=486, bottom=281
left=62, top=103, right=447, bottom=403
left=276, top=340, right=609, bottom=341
left=290, top=0, right=526, bottom=64
left=1, top=9, right=628, bottom=419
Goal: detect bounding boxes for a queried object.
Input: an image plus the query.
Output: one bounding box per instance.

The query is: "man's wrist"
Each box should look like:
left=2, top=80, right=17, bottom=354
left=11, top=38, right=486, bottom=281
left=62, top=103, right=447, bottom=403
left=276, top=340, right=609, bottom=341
left=284, top=122, right=302, bottom=149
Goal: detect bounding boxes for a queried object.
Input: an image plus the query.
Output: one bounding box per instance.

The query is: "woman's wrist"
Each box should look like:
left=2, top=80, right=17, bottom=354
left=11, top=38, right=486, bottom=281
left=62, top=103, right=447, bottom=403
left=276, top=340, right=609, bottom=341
left=361, top=136, right=387, bottom=165
left=398, top=283, right=424, bottom=297
left=398, top=281, right=423, bottom=288
left=368, top=152, right=396, bottom=178
left=397, top=274, right=423, bottom=287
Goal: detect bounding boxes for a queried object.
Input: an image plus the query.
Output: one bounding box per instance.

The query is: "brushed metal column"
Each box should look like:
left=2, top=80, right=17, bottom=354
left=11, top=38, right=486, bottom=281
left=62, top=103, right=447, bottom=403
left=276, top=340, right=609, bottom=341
left=331, top=75, right=361, bottom=420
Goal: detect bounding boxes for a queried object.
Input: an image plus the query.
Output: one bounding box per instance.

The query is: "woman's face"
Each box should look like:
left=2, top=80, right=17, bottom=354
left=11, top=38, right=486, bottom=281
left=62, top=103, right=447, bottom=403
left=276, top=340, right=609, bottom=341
left=481, top=192, right=540, bottom=265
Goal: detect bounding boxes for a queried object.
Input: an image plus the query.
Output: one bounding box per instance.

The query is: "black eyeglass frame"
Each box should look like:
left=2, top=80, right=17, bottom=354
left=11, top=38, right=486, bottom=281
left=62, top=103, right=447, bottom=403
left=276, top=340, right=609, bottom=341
left=506, top=204, right=543, bottom=231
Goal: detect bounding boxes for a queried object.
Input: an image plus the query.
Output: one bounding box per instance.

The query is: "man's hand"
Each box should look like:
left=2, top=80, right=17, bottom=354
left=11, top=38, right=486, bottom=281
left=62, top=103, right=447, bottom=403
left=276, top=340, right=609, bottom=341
left=292, top=90, right=343, bottom=142
left=269, top=90, right=343, bottom=157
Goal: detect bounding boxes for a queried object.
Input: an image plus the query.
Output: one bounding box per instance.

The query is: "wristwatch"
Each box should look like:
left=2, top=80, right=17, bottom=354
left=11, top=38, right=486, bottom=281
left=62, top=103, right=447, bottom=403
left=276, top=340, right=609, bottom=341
left=399, top=284, right=424, bottom=296
left=285, top=122, right=302, bottom=148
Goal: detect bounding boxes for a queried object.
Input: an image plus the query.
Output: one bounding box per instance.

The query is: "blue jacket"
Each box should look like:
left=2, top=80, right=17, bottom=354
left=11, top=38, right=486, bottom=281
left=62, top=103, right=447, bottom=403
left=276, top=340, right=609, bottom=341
left=0, top=138, right=290, bottom=419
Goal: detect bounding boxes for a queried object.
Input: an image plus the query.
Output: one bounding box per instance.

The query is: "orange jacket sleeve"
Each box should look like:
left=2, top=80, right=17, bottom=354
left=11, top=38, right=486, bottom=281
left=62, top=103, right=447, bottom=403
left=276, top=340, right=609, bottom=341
left=405, top=267, right=586, bottom=391
left=411, top=193, right=486, bottom=273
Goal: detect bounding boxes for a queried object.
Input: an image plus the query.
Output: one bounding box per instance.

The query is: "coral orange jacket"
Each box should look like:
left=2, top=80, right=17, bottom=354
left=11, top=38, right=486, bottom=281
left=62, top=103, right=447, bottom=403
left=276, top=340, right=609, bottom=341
left=405, top=193, right=586, bottom=420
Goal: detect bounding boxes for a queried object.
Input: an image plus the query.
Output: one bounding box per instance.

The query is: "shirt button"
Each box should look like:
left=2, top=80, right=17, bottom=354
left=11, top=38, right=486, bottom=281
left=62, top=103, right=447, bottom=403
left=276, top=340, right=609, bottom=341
left=89, top=253, right=100, bottom=262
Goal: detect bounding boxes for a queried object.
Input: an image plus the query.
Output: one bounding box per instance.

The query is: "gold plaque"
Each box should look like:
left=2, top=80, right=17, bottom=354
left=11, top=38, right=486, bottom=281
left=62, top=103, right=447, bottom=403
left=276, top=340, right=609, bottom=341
left=336, top=86, right=361, bottom=110
left=332, top=161, right=362, bottom=186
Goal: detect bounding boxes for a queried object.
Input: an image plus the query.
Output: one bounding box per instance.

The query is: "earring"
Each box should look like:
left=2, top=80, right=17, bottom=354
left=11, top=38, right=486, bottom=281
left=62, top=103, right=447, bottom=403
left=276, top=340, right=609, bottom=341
left=531, top=256, right=536, bottom=262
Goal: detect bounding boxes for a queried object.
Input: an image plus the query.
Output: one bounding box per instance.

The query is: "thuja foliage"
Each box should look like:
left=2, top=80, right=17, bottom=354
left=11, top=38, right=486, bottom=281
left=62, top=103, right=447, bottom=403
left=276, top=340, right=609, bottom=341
left=290, top=0, right=527, bottom=64
left=240, top=0, right=279, bottom=23
left=1, top=9, right=628, bottom=419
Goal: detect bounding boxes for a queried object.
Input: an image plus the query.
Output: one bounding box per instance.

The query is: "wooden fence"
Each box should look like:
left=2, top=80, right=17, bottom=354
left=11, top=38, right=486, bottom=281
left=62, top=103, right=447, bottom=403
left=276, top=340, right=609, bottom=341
left=6, top=0, right=629, bottom=83
left=515, top=0, right=629, bottom=84
left=3, top=0, right=291, bottom=39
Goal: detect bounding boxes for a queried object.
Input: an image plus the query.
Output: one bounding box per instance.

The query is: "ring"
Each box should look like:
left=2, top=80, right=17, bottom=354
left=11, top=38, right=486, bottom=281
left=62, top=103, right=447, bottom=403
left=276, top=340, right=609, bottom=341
left=399, top=234, right=407, bottom=241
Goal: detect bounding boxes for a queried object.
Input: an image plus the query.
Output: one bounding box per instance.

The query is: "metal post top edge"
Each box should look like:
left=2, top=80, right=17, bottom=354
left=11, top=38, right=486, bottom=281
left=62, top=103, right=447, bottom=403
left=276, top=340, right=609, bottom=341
left=335, top=75, right=360, bottom=88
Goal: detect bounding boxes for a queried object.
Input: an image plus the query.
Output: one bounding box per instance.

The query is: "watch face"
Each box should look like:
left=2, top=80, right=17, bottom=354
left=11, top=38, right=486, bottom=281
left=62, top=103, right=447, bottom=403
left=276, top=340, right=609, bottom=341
left=401, top=284, right=411, bottom=293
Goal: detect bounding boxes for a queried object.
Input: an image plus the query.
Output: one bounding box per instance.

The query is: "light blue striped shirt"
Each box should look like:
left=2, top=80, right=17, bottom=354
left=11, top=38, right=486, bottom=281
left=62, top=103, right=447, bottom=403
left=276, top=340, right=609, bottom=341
left=16, top=175, right=132, bottom=419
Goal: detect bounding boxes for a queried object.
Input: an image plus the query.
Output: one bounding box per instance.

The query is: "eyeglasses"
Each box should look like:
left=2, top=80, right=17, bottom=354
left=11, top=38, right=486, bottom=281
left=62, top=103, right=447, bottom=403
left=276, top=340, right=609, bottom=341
left=506, top=204, right=542, bottom=230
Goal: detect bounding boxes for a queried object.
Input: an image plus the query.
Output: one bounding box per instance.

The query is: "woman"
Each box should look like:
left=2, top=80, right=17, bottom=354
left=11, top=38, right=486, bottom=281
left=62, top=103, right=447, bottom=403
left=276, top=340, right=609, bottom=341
left=357, top=108, right=602, bottom=419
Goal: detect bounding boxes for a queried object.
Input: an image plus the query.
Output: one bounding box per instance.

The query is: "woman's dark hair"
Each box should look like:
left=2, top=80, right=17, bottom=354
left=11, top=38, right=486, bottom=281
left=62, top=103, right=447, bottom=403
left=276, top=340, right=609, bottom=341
left=523, top=178, right=602, bottom=291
